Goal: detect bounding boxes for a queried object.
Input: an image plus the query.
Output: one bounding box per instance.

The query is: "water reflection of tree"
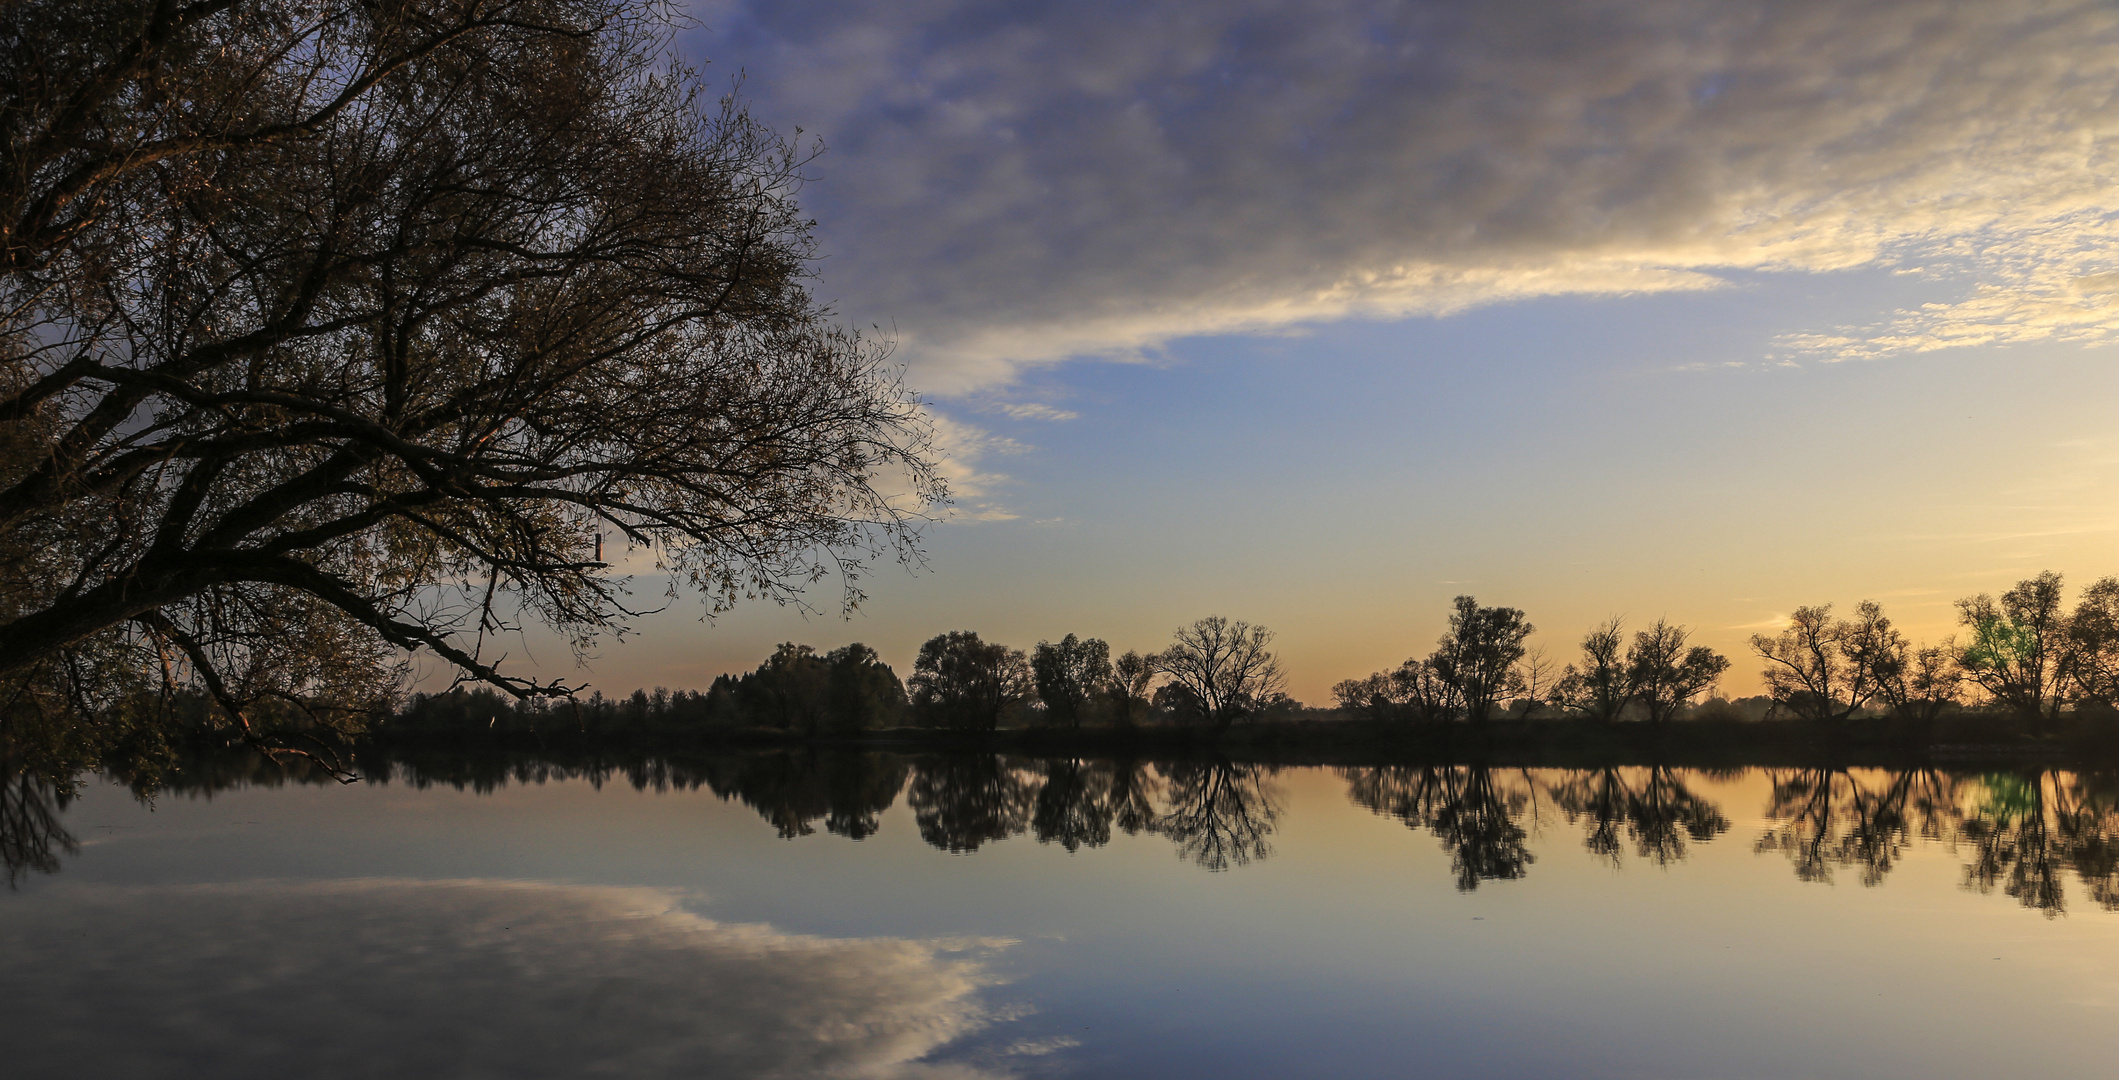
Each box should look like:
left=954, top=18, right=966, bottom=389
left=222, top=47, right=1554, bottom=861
left=1755, top=768, right=1957, bottom=886
left=1547, top=767, right=1730, bottom=868
left=1031, top=758, right=1111, bottom=851
left=1343, top=765, right=1536, bottom=890
left=699, top=752, right=910, bottom=840
left=1, top=770, right=78, bottom=888
left=2058, top=772, right=2119, bottom=910
left=1024, top=758, right=1168, bottom=853
left=1107, top=760, right=1163, bottom=837
left=1749, top=767, right=2119, bottom=916
left=906, top=756, right=1034, bottom=853
left=1955, top=770, right=2119, bottom=917
left=1153, top=760, right=1280, bottom=871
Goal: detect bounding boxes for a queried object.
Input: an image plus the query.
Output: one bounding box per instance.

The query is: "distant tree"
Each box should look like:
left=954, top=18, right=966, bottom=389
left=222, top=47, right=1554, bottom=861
left=823, top=643, right=908, bottom=733
left=907, top=631, right=1032, bottom=732
left=1392, top=656, right=1461, bottom=723
left=1333, top=653, right=1459, bottom=724
left=1752, top=602, right=1897, bottom=722
left=1332, top=673, right=1398, bottom=722
left=1958, top=572, right=2072, bottom=728
left=1108, top=650, right=1157, bottom=727
left=1873, top=639, right=1964, bottom=722
left=1150, top=681, right=1206, bottom=725
left=1625, top=620, right=1730, bottom=726
left=703, top=675, right=742, bottom=728
left=1507, top=646, right=1557, bottom=720
left=1427, top=596, right=1534, bottom=723
left=734, top=644, right=831, bottom=734
left=1031, top=634, right=1114, bottom=729
left=1154, top=616, right=1285, bottom=730
left=2066, top=577, right=2119, bottom=708
left=1555, top=618, right=1632, bottom=723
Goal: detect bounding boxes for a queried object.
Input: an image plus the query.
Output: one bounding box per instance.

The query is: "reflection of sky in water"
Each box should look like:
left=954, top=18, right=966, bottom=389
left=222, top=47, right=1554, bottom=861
left=8, top=764, right=2119, bottom=1078
left=1, top=879, right=1022, bottom=1079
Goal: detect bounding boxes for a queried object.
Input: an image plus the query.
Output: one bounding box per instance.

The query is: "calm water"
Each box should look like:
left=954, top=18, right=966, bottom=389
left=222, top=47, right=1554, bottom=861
left=5, top=754, right=2118, bottom=1078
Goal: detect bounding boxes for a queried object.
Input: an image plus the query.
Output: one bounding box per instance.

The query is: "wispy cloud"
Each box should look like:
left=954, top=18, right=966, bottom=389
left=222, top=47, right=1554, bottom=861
left=993, top=402, right=1080, bottom=422
left=698, top=0, right=2119, bottom=391
left=929, top=413, right=1025, bottom=522
left=1729, top=614, right=1791, bottom=632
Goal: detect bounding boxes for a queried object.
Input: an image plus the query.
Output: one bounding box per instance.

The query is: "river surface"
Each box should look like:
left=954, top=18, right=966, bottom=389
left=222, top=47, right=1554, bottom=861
left=4, top=755, right=2118, bottom=1078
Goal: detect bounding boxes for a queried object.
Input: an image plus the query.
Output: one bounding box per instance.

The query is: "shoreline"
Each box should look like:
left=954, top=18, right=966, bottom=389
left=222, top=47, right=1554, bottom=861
left=357, top=714, right=2119, bottom=770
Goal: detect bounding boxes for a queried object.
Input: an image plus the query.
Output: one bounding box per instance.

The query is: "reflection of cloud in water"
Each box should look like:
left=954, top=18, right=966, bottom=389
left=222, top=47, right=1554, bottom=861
left=0, top=879, right=1023, bottom=1079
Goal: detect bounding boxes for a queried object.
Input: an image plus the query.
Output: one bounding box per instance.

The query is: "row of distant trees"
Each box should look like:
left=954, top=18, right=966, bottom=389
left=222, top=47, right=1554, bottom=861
left=1747, top=571, right=2119, bottom=730
left=387, top=569, right=2119, bottom=740
left=389, top=616, right=1295, bottom=738
left=909, top=618, right=1293, bottom=734
left=1332, top=596, right=1732, bottom=725
left=1335, top=571, right=2119, bottom=728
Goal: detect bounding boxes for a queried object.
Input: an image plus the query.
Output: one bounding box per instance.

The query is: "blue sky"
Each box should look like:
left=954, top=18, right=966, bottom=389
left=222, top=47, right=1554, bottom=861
left=509, top=1, right=2119, bottom=701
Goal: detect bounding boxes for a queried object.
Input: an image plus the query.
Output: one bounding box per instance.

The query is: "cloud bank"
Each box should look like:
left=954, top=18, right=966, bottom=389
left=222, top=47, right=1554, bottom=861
left=0, top=880, right=1025, bottom=1079
left=695, top=0, right=2119, bottom=391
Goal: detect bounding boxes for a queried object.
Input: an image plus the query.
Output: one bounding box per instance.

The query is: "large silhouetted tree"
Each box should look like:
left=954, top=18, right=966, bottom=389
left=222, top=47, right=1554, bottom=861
left=907, top=631, right=1031, bottom=732
left=0, top=1, right=937, bottom=762
left=1555, top=618, right=1631, bottom=723
left=1031, top=634, right=1112, bottom=729
left=1108, top=650, right=1156, bottom=727
left=1429, top=596, right=1533, bottom=723
left=1752, top=602, right=1899, bottom=722
left=1958, top=573, right=2072, bottom=729
left=2065, top=577, right=2119, bottom=709
left=1625, top=620, right=1730, bottom=725
left=1873, top=639, right=1964, bottom=722
left=1155, top=616, right=1284, bottom=730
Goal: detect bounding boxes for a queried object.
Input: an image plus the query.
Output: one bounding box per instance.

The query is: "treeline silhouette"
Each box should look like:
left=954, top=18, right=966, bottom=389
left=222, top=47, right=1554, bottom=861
left=11, top=748, right=2117, bottom=916
left=1338, top=572, right=2119, bottom=733
left=378, top=571, right=2119, bottom=748
left=384, top=616, right=1300, bottom=741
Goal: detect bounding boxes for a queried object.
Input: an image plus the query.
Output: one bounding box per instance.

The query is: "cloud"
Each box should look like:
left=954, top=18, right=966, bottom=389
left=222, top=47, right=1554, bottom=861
left=993, top=402, right=1080, bottom=422
left=1729, top=613, right=1791, bottom=631
left=928, top=414, right=1024, bottom=522
left=694, top=0, right=2119, bottom=391
left=0, top=879, right=1026, bottom=1080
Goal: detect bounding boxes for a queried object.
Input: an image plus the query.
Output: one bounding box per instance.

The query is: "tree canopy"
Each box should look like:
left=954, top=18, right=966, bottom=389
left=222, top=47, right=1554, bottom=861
left=0, top=0, right=937, bottom=760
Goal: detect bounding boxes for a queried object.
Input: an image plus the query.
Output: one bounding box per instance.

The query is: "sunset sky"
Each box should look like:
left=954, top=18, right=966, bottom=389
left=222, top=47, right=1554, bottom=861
left=511, top=0, right=2119, bottom=702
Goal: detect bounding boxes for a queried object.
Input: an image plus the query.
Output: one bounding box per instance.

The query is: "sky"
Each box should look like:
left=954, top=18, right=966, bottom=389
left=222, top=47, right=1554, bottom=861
left=505, top=0, right=2119, bottom=703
